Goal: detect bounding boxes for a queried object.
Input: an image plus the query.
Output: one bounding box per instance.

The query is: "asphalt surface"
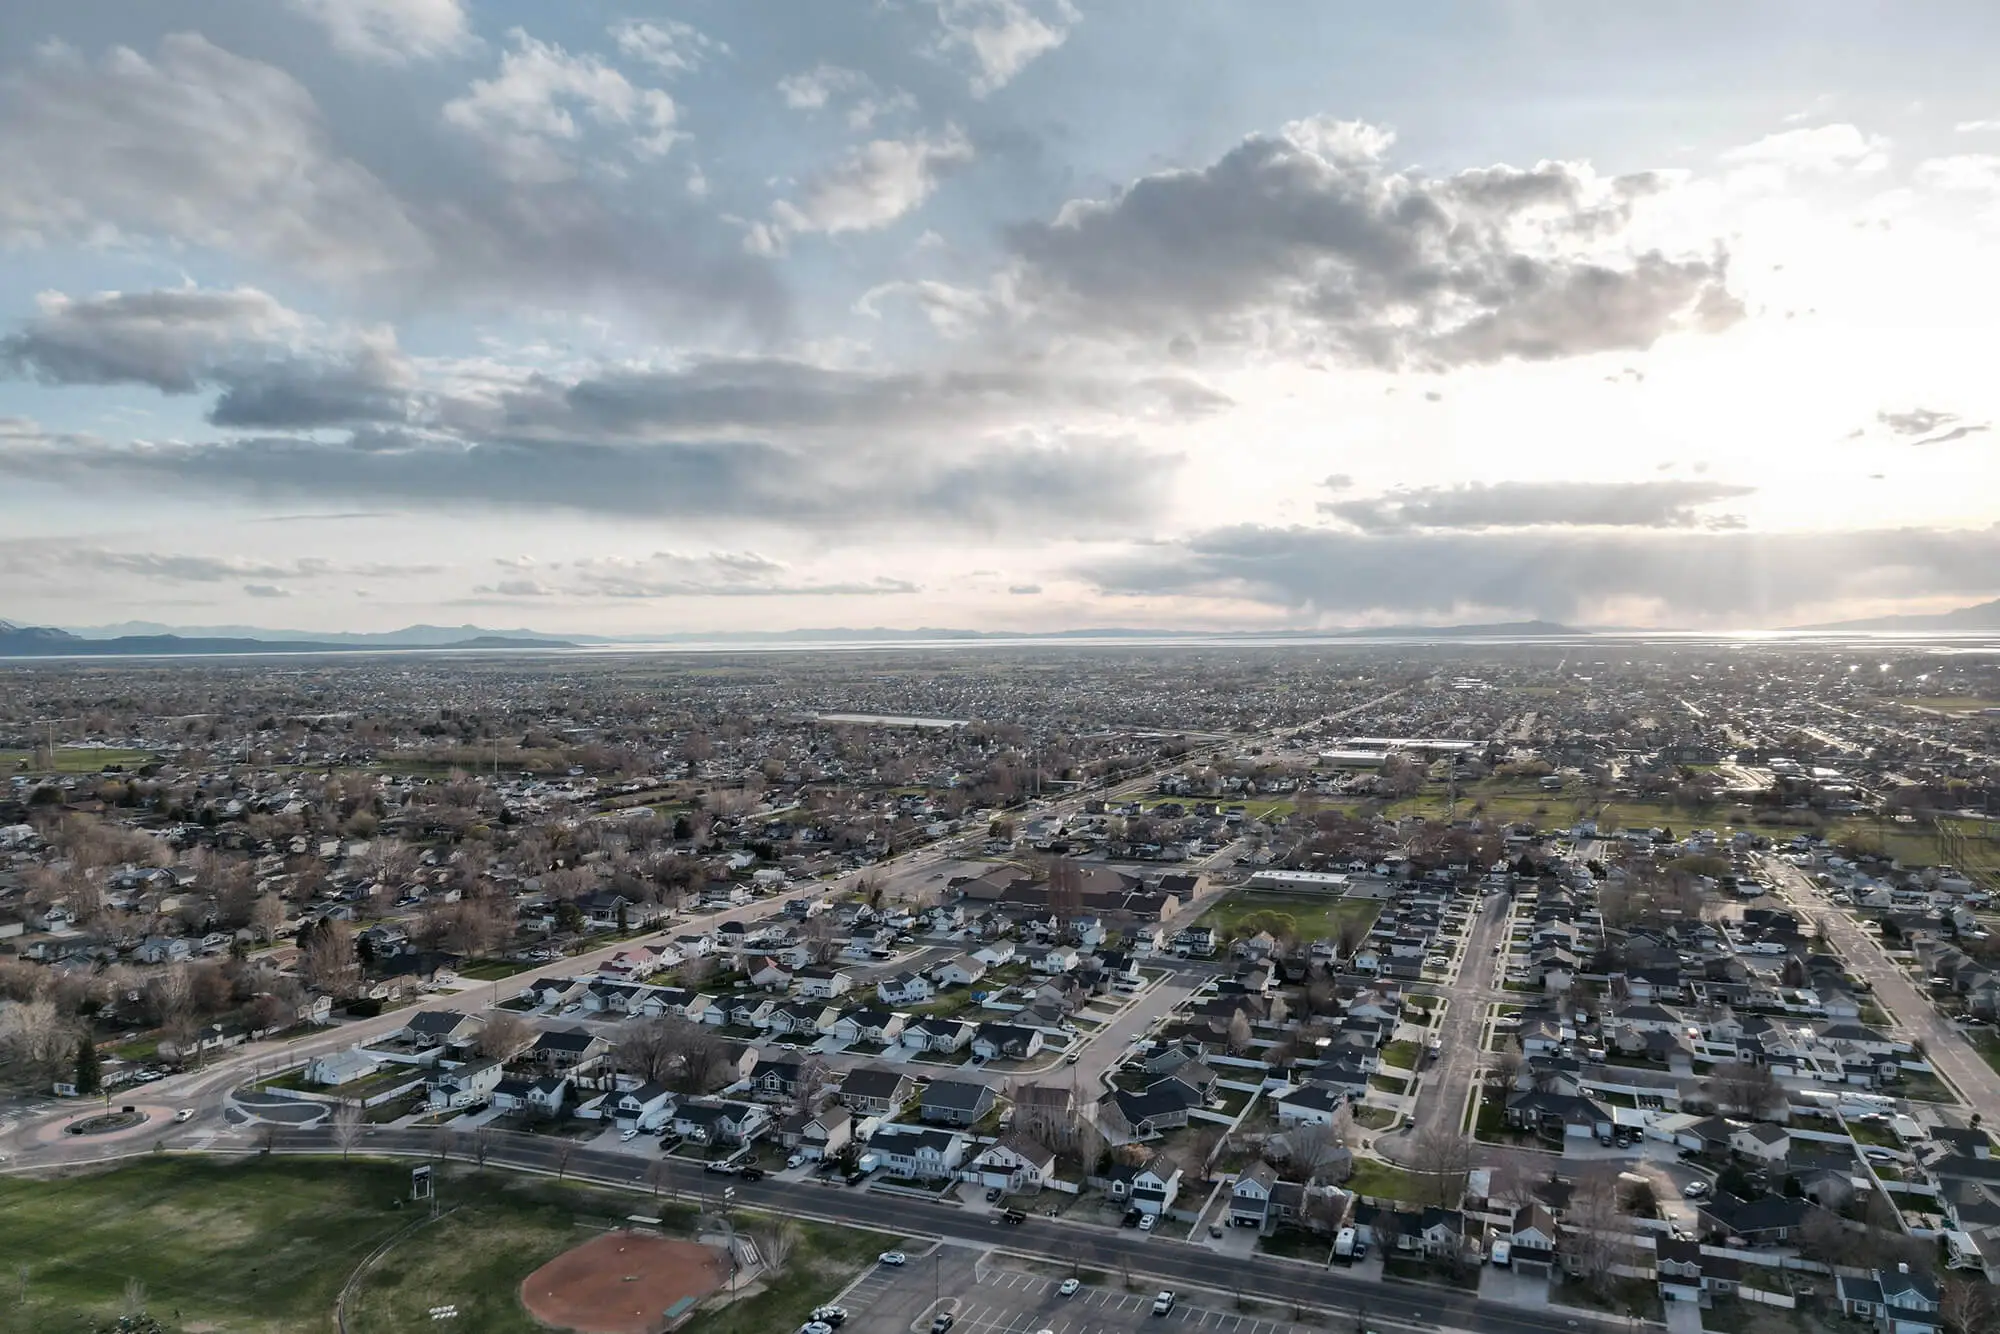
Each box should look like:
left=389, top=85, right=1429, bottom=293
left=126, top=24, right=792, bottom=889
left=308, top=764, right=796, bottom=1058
left=1402, top=890, right=1513, bottom=1142
left=155, top=1124, right=1626, bottom=1334
left=1762, top=854, right=2000, bottom=1109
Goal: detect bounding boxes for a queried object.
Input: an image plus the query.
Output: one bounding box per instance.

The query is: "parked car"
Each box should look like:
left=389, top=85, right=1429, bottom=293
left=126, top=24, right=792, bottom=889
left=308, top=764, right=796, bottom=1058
left=879, top=1251, right=907, bottom=1266
left=986, top=1187, right=1003, bottom=1202
left=799, top=1323, right=833, bottom=1334
left=1683, top=1180, right=1709, bottom=1198
left=811, top=1306, right=848, bottom=1326
left=1057, top=1278, right=1080, bottom=1297
left=1002, top=1209, right=1026, bottom=1224
left=1152, top=1291, right=1176, bottom=1316
left=1138, top=1214, right=1156, bottom=1232
left=1064, top=1051, right=1080, bottom=1065
left=786, top=1153, right=805, bottom=1169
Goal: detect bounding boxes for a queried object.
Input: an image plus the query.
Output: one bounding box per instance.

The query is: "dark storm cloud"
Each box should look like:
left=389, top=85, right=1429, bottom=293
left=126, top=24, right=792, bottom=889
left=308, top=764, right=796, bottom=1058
left=1318, top=480, right=1755, bottom=532
left=1074, top=523, right=2000, bottom=624
left=1002, top=119, right=1739, bottom=367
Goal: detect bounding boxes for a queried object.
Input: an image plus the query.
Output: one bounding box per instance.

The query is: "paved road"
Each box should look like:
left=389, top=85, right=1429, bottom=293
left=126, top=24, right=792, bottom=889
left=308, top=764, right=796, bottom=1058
left=1385, top=889, right=1512, bottom=1160
left=77, top=1124, right=1628, bottom=1334
left=1762, top=854, right=2000, bottom=1109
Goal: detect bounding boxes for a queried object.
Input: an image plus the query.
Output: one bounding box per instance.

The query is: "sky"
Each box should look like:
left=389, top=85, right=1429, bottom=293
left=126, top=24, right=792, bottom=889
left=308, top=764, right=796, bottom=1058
left=5, top=1, right=2000, bottom=635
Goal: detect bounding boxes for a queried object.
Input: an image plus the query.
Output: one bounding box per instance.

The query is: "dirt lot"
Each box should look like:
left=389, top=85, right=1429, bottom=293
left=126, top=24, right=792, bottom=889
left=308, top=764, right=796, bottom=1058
left=519, top=1229, right=724, bottom=1334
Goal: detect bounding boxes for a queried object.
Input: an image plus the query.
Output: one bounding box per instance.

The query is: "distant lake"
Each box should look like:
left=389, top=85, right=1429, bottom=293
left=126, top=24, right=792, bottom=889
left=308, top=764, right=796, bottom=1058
left=814, top=712, right=968, bottom=729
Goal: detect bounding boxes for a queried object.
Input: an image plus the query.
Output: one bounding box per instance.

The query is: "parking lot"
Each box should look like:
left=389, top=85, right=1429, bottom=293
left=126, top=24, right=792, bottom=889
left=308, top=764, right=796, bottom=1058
left=837, top=1250, right=1324, bottom=1334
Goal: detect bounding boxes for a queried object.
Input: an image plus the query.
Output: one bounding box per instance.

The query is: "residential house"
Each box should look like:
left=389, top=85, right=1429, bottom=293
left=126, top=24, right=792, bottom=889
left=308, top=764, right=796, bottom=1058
left=1106, top=1153, right=1183, bottom=1215
left=768, top=1000, right=838, bottom=1038
left=1503, top=1204, right=1560, bottom=1280
left=827, top=1007, right=905, bottom=1047
left=795, top=965, right=854, bottom=1000
left=877, top=971, right=935, bottom=1006
left=777, top=1105, right=852, bottom=1160
left=427, top=1057, right=504, bottom=1110
left=748, top=957, right=795, bottom=991
left=749, top=1055, right=829, bottom=1103
left=969, top=1134, right=1058, bottom=1192
left=1275, top=1082, right=1350, bottom=1128
left=671, top=1099, right=768, bottom=1146
left=900, top=1017, right=974, bottom=1054
left=1030, top=944, right=1080, bottom=975
left=1836, top=1265, right=1943, bottom=1334
left=972, top=1022, right=1044, bottom=1063
left=528, top=1027, right=609, bottom=1073
left=839, top=1067, right=913, bottom=1117
left=1730, top=1120, right=1792, bottom=1163
left=1231, top=1163, right=1280, bottom=1230
left=402, top=1009, right=481, bottom=1050
left=609, top=1080, right=676, bottom=1131
left=304, top=1048, right=384, bottom=1087
left=1656, top=1237, right=1741, bottom=1305
left=920, top=1078, right=997, bottom=1127
left=869, top=1124, right=968, bottom=1180
left=933, top=955, right=989, bottom=989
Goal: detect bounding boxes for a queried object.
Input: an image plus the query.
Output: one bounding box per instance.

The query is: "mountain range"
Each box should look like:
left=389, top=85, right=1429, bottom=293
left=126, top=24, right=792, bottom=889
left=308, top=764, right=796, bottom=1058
left=0, top=622, right=574, bottom=657
left=3, top=617, right=1586, bottom=656
left=1794, top=597, right=2000, bottom=632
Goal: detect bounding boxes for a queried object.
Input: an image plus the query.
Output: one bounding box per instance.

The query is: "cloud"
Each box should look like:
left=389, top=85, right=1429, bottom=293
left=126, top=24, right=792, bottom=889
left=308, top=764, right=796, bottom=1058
left=0, top=420, right=1179, bottom=535
left=1874, top=408, right=1991, bottom=446
left=0, top=34, right=430, bottom=282
left=1319, top=474, right=1354, bottom=492
left=287, top=0, right=473, bottom=64
left=754, top=127, right=974, bottom=251
left=1074, top=523, right=2000, bottom=625
left=1720, top=123, right=1890, bottom=175
left=999, top=118, right=1739, bottom=368
left=1915, top=154, right=2000, bottom=193
left=472, top=355, right=1226, bottom=441
left=1, top=286, right=419, bottom=429
left=243, top=583, right=292, bottom=598
left=1955, top=119, right=2000, bottom=133
left=610, top=19, right=726, bottom=77
left=930, top=0, right=1078, bottom=97
left=777, top=64, right=914, bottom=131
left=444, top=29, right=680, bottom=183
left=471, top=578, right=558, bottom=597
left=0, top=545, right=440, bottom=585
left=0, top=287, right=302, bottom=393
left=1318, top=480, right=1756, bottom=532
left=559, top=551, right=920, bottom=599
left=1007, top=583, right=1042, bottom=595
left=0, top=33, right=786, bottom=336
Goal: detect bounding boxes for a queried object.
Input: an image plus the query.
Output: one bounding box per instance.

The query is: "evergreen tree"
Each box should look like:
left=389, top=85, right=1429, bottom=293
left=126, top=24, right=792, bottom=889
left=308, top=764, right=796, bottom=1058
left=74, top=1034, right=102, bottom=1097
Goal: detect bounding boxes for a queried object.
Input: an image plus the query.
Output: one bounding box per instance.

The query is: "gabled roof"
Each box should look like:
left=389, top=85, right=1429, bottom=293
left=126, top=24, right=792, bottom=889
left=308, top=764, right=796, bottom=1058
left=920, top=1078, right=995, bottom=1113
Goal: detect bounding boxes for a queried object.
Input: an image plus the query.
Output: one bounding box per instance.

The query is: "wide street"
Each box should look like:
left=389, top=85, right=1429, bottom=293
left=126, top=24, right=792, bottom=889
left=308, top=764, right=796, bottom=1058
left=1762, top=853, right=2000, bottom=1108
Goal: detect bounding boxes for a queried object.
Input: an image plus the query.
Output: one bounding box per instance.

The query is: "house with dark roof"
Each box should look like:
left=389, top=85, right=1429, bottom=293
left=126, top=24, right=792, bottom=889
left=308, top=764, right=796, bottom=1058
left=1836, top=1264, right=1943, bottom=1334
left=1231, top=1163, right=1279, bottom=1231
left=900, top=1016, right=974, bottom=1053
left=968, top=1133, right=1058, bottom=1191
left=869, top=1124, right=968, bottom=1179
left=1697, top=1192, right=1816, bottom=1245
left=972, top=1022, right=1044, bottom=1062
left=1275, top=1081, right=1350, bottom=1127
left=1504, top=1089, right=1612, bottom=1140
left=1656, top=1236, right=1740, bottom=1305
left=402, top=1008, right=480, bottom=1049
left=1103, top=1153, right=1183, bottom=1215
left=919, top=1078, right=996, bottom=1127
left=839, top=1066, right=912, bottom=1116
left=527, top=1026, right=608, bottom=1072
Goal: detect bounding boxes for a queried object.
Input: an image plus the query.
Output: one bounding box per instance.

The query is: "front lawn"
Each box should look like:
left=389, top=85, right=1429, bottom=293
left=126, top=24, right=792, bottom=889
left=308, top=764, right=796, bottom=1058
left=1345, top=1158, right=1424, bottom=1204
left=1369, top=1073, right=1409, bottom=1096
left=1194, top=892, right=1384, bottom=945
left=1380, top=1040, right=1421, bottom=1071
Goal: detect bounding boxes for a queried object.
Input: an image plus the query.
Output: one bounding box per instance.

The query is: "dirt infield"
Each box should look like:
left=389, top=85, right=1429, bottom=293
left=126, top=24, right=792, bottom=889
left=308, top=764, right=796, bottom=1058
left=520, top=1230, right=725, bottom=1334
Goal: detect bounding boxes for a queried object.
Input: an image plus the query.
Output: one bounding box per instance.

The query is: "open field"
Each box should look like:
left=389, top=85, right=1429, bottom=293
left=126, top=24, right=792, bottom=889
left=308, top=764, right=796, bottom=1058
left=1195, top=890, right=1383, bottom=942
left=0, top=745, right=155, bottom=774
left=0, top=1156, right=882, bottom=1334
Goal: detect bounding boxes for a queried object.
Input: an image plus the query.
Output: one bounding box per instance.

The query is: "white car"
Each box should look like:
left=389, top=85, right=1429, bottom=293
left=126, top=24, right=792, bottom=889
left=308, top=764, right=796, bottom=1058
left=620, top=1128, right=639, bottom=1142
left=1057, top=1278, right=1080, bottom=1297
left=173, top=1108, right=194, bottom=1123
left=1138, top=1213, right=1156, bottom=1232
left=786, top=1153, right=805, bottom=1169
left=879, top=1251, right=907, bottom=1266
left=799, top=1323, right=834, bottom=1334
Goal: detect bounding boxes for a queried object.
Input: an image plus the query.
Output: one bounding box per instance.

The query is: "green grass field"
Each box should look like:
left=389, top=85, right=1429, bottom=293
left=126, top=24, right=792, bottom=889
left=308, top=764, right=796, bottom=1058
left=1194, top=891, right=1382, bottom=943
left=0, top=746, right=155, bottom=775
left=0, top=1157, right=890, bottom=1334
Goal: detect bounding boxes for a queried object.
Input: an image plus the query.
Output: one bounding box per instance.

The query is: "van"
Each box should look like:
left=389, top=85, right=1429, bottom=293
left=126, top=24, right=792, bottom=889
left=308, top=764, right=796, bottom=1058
left=1490, top=1239, right=1511, bottom=1267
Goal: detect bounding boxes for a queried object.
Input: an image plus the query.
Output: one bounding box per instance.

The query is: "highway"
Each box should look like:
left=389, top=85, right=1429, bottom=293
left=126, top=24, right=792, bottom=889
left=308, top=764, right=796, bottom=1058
left=151, top=1124, right=1627, bottom=1334
left=1761, top=853, right=2000, bottom=1109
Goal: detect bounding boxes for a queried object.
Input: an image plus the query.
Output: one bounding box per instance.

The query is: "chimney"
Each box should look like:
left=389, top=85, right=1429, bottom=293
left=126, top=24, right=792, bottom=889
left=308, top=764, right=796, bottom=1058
left=1898, top=1261, right=1909, bottom=1274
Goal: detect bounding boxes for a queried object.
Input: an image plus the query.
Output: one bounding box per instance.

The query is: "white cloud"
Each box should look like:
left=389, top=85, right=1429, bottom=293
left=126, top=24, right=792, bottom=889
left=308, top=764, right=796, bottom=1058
left=1955, top=119, right=2000, bottom=133
left=1915, top=154, right=2000, bottom=193
left=1720, top=123, right=1890, bottom=178
left=930, top=0, right=1078, bottom=97
left=759, top=126, right=974, bottom=249
left=611, top=19, right=726, bottom=77
left=777, top=64, right=914, bottom=130
left=0, top=34, right=429, bottom=280
left=444, top=29, right=680, bottom=183
left=288, top=0, right=473, bottom=64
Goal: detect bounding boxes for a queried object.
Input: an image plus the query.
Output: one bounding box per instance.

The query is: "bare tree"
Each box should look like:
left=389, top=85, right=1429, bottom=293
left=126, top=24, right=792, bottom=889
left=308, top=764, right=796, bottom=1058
left=478, top=1011, right=530, bottom=1061
left=300, top=918, right=358, bottom=998
left=1560, top=1167, right=1626, bottom=1294
left=1488, top=1045, right=1524, bottom=1092
left=1283, top=1120, right=1350, bottom=1184
left=553, top=1138, right=575, bottom=1181
left=332, top=1100, right=364, bottom=1161
left=1407, top=1123, right=1471, bottom=1208
left=1709, top=1061, right=1786, bottom=1119
left=470, top=1127, right=493, bottom=1169
left=756, top=1221, right=800, bottom=1277
left=1941, top=1274, right=1999, bottom=1334
left=121, top=1277, right=148, bottom=1320
left=0, top=998, right=77, bottom=1086
left=1225, top=1010, right=1253, bottom=1054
